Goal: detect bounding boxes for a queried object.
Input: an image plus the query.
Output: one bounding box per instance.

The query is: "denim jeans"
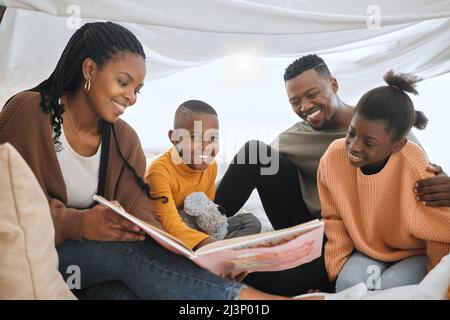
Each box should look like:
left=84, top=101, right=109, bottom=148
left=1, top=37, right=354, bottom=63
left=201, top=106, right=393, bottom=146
left=57, top=237, right=244, bottom=300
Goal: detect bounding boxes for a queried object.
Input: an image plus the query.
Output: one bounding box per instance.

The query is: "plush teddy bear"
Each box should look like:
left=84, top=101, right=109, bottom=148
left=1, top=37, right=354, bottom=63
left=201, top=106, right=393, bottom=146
left=179, top=192, right=229, bottom=240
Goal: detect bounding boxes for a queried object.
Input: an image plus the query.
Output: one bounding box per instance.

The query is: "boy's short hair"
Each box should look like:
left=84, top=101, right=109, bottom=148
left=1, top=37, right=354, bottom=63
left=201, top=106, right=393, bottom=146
left=174, top=100, right=217, bottom=128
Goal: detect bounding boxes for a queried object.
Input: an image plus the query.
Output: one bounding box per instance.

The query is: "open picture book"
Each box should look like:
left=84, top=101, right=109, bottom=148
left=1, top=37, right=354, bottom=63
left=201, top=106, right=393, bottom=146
left=93, top=195, right=324, bottom=276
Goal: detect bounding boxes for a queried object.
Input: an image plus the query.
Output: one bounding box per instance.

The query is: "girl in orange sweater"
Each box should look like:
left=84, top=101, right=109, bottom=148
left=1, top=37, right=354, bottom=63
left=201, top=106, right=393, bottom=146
left=317, top=70, right=450, bottom=293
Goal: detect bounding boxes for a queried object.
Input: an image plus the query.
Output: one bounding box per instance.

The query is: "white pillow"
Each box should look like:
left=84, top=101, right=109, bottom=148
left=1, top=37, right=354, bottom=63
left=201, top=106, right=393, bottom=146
left=0, top=143, right=76, bottom=300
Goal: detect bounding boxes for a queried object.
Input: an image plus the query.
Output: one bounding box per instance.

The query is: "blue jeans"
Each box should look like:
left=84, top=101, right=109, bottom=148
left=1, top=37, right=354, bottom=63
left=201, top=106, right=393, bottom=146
left=336, top=251, right=427, bottom=292
left=57, top=237, right=244, bottom=300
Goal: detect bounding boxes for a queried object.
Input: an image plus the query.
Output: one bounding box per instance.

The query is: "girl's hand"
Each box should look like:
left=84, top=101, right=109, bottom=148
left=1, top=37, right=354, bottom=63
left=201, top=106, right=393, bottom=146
left=82, top=202, right=146, bottom=241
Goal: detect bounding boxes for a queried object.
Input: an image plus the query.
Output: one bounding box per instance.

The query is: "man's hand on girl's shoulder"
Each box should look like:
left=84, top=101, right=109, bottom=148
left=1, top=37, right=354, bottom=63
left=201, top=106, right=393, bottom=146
left=415, top=164, right=450, bottom=207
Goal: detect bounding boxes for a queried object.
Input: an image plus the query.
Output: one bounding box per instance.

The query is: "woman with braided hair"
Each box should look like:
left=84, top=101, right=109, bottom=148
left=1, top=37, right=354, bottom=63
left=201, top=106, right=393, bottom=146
left=0, top=21, right=296, bottom=300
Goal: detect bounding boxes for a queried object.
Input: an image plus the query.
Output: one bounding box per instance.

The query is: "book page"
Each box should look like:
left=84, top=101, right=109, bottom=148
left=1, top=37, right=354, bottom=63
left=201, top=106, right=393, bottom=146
left=93, top=195, right=324, bottom=276
left=192, top=224, right=324, bottom=276
left=93, top=195, right=194, bottom=257
left=196, top=219, right=323, bottom=255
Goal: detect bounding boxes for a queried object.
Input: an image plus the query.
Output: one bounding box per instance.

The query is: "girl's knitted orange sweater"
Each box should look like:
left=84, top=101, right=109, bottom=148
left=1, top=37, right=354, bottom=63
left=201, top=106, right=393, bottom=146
left=318, top=138, right=450, bottom=282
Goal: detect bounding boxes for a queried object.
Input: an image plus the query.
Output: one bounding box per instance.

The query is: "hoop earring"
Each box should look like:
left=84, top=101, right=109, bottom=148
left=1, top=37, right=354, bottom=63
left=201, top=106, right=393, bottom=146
left=84, top=80, right=91, bottom=92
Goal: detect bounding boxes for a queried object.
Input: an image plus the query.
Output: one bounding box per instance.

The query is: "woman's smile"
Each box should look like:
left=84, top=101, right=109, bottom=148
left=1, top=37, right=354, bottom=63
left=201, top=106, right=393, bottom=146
left=112, top=99, right=127, bottom=115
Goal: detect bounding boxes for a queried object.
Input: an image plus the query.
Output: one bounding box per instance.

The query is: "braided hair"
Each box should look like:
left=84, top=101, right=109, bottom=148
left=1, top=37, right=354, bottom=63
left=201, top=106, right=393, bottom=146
left=28, top=21, right=159, bottom=200
left=111, top=125, right=168, bottom=203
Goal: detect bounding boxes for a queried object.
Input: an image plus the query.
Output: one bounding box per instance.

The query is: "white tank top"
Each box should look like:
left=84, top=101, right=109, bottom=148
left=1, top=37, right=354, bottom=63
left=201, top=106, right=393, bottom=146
left=55, top=125, right=101, bottom=209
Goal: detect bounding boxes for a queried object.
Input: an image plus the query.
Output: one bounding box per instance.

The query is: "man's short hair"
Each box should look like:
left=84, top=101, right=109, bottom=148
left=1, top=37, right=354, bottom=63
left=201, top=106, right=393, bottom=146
left=284, top=54, right=332, bottom=81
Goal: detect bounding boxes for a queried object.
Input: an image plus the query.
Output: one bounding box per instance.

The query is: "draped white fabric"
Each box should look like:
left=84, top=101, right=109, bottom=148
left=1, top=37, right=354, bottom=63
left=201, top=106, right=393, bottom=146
left=0, top=0, right=449, bottom=106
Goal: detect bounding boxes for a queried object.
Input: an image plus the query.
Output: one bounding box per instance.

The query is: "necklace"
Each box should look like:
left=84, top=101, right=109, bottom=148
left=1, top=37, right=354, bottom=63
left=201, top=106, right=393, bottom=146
left=64, top=98, right=98, bottom=140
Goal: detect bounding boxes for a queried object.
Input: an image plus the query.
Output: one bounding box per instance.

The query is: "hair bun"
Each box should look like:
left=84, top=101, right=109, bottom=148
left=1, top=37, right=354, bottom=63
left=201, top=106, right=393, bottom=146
left=414, top=110, right=428, bottom=130
left=383, top=69, right=422, bottom=95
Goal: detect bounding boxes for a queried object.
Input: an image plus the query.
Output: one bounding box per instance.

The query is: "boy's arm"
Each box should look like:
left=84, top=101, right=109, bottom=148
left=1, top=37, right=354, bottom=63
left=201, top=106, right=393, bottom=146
left=206, top=161, right=218, bottom=200
left=317, top=168, right=355, bottom=282
left=146, top=168, right=211, bottom=250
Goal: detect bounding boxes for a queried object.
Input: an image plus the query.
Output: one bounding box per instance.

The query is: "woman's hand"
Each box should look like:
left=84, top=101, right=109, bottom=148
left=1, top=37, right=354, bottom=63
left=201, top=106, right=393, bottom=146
left=82, top=201, right=146, bottom=241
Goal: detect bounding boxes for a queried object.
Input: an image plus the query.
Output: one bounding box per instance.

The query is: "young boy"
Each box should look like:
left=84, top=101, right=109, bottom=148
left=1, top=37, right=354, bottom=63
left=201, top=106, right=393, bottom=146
left=145, top=100, right=261, bottom=250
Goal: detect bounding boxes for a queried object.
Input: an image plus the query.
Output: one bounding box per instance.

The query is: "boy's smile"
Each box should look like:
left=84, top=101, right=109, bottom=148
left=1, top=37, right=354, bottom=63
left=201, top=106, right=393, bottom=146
left=170, top=113, right=219, bottom=171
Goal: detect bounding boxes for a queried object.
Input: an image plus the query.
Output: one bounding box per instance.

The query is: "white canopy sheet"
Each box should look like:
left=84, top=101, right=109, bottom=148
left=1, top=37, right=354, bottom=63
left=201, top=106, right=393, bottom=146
left=0, top=0, right=449, bottom=106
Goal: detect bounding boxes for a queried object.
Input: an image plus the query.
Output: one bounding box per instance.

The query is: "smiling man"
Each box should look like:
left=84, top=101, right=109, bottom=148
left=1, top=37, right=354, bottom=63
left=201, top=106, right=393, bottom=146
left=214, top=54, right=450, bottom=295
left=285, top=59, right=353, bottom=131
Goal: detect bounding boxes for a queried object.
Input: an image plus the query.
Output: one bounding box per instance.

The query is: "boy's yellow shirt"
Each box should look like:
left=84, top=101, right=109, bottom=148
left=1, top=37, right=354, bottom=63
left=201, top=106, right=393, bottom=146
left=145, top=147, right=217, bottom=249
